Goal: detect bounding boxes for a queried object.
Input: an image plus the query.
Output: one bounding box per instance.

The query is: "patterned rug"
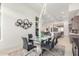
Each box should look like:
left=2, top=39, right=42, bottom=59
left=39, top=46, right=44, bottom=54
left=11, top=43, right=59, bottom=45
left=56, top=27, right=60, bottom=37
left=42, top=45, right=65, bottom=56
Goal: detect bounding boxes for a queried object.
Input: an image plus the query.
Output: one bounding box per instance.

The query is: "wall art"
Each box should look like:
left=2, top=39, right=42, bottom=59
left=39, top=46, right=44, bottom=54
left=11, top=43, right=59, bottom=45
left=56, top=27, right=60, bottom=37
left=15, top=18, right=32, bottom=29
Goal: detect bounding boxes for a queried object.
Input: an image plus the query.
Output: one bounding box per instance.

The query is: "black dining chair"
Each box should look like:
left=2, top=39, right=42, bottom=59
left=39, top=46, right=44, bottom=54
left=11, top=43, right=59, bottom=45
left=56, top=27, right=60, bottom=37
left=41, top=37, right=54, bottom=50
left=22, top=37, right=36, bottom=51
left=28, top=34, right=35, bottom=45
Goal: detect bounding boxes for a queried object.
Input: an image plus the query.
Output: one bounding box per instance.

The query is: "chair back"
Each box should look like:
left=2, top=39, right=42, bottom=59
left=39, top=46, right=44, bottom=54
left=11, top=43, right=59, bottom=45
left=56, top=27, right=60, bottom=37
left=22, top=37, right=28, bottom=49
left=28, top=34, right=33, bottom=40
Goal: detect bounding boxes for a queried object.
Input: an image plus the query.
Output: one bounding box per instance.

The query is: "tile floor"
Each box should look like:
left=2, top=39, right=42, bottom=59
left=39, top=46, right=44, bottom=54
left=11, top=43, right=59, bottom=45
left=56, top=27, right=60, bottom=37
left=0, top=36, right=73, bottom=56
left=58, top=36, right=73, bottom=56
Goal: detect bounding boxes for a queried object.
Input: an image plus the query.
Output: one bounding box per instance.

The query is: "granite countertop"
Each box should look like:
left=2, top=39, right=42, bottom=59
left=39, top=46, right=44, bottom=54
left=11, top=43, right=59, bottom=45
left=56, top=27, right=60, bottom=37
left=69, top=33, right=79, bottom=35
left=69, top=33, right=79, bottom=38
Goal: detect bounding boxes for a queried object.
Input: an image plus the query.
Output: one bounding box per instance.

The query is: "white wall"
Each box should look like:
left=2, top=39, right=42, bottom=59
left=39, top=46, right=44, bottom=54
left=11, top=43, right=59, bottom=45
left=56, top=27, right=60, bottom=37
left=69, top=3, right=79, bottom=19
left=69, top=3, right=79, bottom=11
left=0, top=3, right=39, bottom=51
left=64, top=20, right=69, bottom=37
left=0, top=4, right=1, bottom=40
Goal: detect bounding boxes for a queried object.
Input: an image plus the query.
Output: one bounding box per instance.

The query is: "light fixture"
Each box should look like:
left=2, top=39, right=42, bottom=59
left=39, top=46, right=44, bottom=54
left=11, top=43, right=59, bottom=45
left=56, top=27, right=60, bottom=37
left=15, top=18, right=32, bottom=30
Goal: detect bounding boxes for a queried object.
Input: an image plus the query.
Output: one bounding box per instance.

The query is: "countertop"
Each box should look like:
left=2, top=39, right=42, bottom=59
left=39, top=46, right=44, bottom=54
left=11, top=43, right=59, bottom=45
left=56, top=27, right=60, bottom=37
left=69, top=33, right=79, bottom=38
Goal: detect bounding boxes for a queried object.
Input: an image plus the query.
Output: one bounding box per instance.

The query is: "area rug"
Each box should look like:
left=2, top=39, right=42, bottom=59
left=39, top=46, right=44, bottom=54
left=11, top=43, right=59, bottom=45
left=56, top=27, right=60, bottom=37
left=42, top=45, right=65, bottom=56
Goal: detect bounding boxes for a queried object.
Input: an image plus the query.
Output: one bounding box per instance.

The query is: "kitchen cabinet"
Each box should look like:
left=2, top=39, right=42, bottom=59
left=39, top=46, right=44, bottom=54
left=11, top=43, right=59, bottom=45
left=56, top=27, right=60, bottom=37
left=69, top=16, right=79, bottom=56
left=72, top=38, right=79, bottom=56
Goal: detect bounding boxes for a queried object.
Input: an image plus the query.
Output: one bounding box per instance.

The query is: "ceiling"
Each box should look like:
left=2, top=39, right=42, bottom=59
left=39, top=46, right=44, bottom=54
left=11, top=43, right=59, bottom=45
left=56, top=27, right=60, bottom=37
left=41, top=3, right=69, bottom=23
left=25, top=3, right=69, bottom=18
left=1, top=3, right=70, bottom=23
left=2, top=3, right=79, bottom=23
left=46, top=3, right=69, bottom=16
left=23, top=3, right=43, bottom=14
left=2, top=3, right=43, bottom=16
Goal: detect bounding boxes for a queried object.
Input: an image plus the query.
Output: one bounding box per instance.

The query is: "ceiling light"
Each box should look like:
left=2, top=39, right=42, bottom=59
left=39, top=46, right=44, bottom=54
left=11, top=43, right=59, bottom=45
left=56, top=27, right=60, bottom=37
left=61, top=11, right=65, bottom=14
